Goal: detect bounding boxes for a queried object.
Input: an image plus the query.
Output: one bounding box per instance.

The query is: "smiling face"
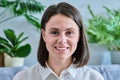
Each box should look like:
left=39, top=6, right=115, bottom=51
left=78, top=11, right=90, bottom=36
left=42, top=14, right=80, bottom=62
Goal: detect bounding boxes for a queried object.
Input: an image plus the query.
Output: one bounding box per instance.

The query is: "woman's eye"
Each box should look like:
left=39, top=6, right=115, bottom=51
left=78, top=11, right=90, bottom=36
left=66, top=31, right=73, bottom=36
left=51, top=31, right=59, bottom=35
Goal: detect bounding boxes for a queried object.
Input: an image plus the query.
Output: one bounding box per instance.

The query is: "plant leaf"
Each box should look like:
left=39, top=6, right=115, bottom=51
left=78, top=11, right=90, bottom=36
left=15, top=36, right=29, bottom=49
left=15, top=44, right=31, bottom=57
left=12, top=0, right=45, bottom=15
left=0, top=0, right=16, bottom=7
left=0, top=37, right=12, bottom=49
left=25, top=14, right=41, bottom=29
left=4, top=29, right=16, bottom=46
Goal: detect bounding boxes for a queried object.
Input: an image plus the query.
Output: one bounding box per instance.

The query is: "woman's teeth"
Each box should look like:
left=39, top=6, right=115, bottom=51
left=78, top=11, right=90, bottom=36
left=55, top=47, right=68, bottom=50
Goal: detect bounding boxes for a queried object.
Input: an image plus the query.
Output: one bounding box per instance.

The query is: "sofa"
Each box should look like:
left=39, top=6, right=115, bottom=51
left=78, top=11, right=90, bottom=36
left=0, top=65, right=120, bottom=80
left=90, top=64, right=120, bottom=80
left=0, top=66, right=27, bottom=80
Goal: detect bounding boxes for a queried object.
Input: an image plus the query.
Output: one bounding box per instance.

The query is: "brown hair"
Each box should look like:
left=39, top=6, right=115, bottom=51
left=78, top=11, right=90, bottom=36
left=37, top=2, right=89, bottom=67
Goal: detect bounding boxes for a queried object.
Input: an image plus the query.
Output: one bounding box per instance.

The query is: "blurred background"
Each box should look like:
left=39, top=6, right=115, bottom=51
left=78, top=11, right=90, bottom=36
left=0, top=0, right=120, bottom=66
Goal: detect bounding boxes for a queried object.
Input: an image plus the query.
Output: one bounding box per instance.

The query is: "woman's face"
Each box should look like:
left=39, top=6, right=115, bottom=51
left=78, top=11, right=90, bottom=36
left=42, top=14, right=80, bottom=61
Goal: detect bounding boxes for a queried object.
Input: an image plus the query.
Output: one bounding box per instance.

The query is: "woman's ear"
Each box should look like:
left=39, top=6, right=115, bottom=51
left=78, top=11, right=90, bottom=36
left=41, top=29, right=46, bottom=42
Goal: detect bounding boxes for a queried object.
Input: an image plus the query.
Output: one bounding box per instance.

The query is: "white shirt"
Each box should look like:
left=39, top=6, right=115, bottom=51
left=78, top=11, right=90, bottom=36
left=13, top=64, right=104, bottom=80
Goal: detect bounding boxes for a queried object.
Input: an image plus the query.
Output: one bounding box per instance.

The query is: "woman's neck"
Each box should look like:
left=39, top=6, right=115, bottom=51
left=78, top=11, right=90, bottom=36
left=47, top=57, right=72, bottom=76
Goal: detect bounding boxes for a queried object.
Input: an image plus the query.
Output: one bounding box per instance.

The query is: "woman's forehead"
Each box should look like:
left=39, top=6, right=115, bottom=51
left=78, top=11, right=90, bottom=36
left=45, top=14, right=79, bottom=30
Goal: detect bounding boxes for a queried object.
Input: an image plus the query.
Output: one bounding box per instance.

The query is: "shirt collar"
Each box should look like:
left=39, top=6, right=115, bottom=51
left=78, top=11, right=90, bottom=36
left=39, top=63, right=78, bottom=79
left=67, top=64, right=78, bottom=78
left=39, top=64, right=51, bottom=80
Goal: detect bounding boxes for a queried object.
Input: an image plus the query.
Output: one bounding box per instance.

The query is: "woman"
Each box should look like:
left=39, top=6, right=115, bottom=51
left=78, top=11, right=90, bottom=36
left=13, top=2, right=104, bottom=80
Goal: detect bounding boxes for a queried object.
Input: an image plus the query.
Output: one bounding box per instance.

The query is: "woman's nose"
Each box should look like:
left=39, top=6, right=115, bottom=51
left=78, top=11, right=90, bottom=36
left=57, top=34, right=67, bottom=44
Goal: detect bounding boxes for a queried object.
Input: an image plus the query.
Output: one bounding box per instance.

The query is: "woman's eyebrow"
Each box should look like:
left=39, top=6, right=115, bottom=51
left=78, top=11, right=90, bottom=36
left=65, top=28, right=76, bottom=31
left=49, top=28, right=76, bottom=31
left=48, top=28, right=60, bottom=31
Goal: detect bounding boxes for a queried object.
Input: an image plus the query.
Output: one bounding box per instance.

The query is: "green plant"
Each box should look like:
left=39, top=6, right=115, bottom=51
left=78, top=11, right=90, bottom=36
left=0, top=29, right=31, bottom=57
left=86, top=5, right=120, bottom=50
left=0, top=0, right=45, bottom=30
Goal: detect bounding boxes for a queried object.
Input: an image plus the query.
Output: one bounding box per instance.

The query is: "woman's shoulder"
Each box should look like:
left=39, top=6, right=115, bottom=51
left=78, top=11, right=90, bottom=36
left=80, top=66, right=101, bottom=76
left=78, top=66, right=104, bottom=80
left=19, top=64, right=40, bottom=73
left=13, top=64, right=41, bottom=80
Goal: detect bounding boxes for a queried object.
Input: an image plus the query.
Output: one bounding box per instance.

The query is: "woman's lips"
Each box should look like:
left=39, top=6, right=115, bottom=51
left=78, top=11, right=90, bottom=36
left=55, top=46, right=69, bottom=50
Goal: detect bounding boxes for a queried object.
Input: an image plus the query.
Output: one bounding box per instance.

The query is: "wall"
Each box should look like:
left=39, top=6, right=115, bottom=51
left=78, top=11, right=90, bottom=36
left=0, top=0, right=120, bottom=66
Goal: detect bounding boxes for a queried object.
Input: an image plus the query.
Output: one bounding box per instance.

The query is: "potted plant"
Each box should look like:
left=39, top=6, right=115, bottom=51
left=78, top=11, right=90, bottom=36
left=0, top=29, right=31, bottom=66
left=0, top=0, right=45, bottom=30
left=86, top=5, right=120, bottom=64
left=0, top=53, right=4, bottom=67
left=0, top=0, right=45, bottom=66
left=86, top=5, right=120, bottom=51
